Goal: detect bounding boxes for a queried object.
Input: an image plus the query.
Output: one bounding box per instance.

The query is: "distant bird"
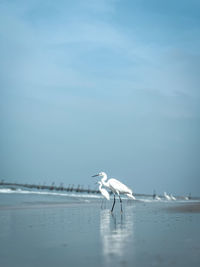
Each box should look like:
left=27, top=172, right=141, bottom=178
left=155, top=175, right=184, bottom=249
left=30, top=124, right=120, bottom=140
left=155, top=195, right=161, bottom=201
left=98, top=181, right=110, bottom=208
left=164, top=192, right=171, bottom=200
left=153, top=190, right=161, bottom=200
left=170, top=194, right=176, bottom=201
left=92, top=172, right=135, bottom=212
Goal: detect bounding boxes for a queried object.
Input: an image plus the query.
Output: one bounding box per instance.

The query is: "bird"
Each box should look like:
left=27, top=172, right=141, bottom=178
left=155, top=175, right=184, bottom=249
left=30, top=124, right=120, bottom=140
left=153, top=190, right=161, bottom=200
left=155, top=195, right=161, bottom=201
left=164, top=192, right=171, bottom=200
left=92, top=171, right=135, bottom=212
left=98, top=181, right=110, bottom=200
left=170, top=194, right=176, bottom=201
left=98, top=181, right=110, bottom=208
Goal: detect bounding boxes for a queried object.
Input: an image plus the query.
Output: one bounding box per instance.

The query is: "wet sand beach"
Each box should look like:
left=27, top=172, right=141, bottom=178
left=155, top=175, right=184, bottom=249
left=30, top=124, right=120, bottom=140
left=0, top=193, right=200, bottom=267
left=166, top=202, right=200, bottom=213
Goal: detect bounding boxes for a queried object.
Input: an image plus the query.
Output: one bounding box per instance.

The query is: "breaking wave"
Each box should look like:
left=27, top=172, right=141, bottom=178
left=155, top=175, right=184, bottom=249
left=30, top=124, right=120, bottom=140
left=0, top=188, right=102, bottom=199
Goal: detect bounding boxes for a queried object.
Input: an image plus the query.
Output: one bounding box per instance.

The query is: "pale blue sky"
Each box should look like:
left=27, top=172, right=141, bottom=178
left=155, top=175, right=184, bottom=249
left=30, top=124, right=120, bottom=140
left=0, top=0, right=200, bottom=195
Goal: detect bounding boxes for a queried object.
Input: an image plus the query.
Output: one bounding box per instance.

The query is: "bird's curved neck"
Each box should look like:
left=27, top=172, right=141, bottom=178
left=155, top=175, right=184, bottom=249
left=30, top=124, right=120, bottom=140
left=101, top=174, right=109, bottom=187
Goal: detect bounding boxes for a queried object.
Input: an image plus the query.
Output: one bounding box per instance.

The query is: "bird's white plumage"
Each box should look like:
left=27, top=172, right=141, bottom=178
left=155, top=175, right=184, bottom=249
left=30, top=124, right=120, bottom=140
left=108, top=178, right=132, bottom=195
left=164, top=192, right=171, bottom=200
left=155, top=195, right=161, bottom=201
left=98, top=181, right=110, bottom=200
left=98, top=172, right=134, bottom=197
left=170, top=194, right=176, bottom=201
left=92, top=171, right=135, bottom=212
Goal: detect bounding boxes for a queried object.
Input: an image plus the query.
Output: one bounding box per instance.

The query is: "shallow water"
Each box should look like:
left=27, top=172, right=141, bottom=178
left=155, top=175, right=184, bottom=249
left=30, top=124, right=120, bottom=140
left=0, top=191, right=200, bottom=267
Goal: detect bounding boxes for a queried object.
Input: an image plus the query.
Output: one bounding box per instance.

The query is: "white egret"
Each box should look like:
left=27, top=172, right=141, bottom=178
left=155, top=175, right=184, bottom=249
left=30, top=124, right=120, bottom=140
left=164, top=192, right=171, bottom=200
left=155, top=195, right=161, bottom=201
left=98, top=181, right=110, bottom=200
left=92, top=172, right=135, bottom=212
left=170, top=194, right=176, bottom=201
left=98, top=181, right=110, bottom=208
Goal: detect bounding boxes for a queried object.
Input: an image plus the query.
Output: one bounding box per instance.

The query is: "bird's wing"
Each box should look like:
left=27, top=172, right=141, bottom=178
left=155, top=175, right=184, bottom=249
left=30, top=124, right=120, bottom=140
left=109, top=178, right=132, bottom=194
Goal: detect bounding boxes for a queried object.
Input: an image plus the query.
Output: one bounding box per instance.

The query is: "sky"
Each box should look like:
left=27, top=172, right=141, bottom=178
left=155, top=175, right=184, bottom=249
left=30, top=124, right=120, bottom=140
left=0, top=0, right=200, bottom=196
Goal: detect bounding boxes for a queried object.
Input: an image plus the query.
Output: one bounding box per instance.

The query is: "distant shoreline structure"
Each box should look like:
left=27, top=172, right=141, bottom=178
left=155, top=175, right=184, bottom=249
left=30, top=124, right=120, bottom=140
left=0, top=181, right=99, bottom=194
left=0, top=180, right=197, bottom=200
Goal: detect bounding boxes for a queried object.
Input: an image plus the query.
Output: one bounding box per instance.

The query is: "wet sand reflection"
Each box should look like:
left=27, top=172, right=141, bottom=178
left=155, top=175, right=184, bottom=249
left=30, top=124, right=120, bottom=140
left=100, top=207, right=134, bottom=264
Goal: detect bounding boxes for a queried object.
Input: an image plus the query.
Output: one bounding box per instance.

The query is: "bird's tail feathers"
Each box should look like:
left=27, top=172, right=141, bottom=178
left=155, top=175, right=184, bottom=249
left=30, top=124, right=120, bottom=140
left=126, top=193, right=136, bottom=200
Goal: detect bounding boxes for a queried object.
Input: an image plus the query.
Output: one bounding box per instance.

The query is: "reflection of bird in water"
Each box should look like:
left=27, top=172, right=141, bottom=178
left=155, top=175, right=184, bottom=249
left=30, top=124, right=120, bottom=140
left=98, top=181, right=110, bottom=208
left=92, top=172, right=135, bottom=212
left=100, top=208, right=134, bottom=262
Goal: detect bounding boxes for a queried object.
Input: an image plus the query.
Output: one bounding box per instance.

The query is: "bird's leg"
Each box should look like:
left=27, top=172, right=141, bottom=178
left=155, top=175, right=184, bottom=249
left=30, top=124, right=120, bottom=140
left=119, top=195, right=123, bottom=213
left=111, top=194, right=116, bottom=212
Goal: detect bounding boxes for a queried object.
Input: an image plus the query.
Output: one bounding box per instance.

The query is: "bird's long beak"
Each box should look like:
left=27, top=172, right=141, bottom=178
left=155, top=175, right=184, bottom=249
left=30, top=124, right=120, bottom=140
left=92, top=174, right=99, bottom=177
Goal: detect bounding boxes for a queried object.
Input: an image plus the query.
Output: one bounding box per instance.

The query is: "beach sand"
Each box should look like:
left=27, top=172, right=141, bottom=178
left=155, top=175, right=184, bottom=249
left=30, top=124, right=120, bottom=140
left=166, top=202, right=200, bottom=213
left=0, top=197, right=200, bottom=267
